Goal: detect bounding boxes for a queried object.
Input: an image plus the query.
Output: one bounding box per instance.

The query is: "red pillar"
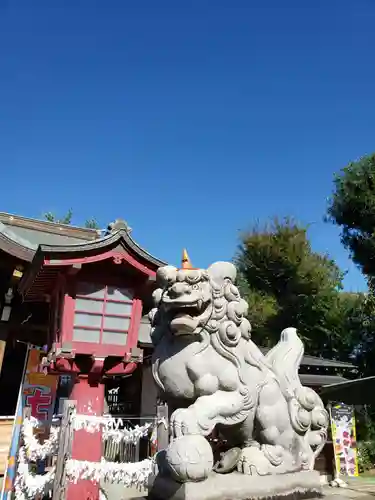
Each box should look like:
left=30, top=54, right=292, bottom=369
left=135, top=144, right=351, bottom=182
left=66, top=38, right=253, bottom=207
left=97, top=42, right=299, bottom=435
left=66, top=375, right=104, bottom=500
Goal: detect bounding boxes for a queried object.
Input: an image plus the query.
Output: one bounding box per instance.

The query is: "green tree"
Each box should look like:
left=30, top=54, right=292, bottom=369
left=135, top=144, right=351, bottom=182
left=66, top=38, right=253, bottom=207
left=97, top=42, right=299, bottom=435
left=235, top=217, right=349, bottom=356
left=348, top=292, right=375, bottom=376
left=327, top=153, right=375, bottom=373
left=84, top=218, right=100, bottom=230
left=325, top=291, right=366, bottom=364
left=43, top=209, right=73, bottom=225
left=327, top=153, right=375, bottom=287
left=43, top=211, right=100, bottom=229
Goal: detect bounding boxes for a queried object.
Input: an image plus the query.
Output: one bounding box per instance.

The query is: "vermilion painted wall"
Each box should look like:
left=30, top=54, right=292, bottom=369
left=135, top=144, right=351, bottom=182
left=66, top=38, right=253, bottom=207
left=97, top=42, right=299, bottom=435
left=66, top=376, right=104, bottom=500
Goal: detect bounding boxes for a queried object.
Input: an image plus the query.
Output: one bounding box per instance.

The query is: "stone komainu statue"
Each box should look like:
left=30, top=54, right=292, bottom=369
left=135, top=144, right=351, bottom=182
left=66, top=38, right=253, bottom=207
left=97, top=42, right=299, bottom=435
left=150, top=257, right=328, bottom=483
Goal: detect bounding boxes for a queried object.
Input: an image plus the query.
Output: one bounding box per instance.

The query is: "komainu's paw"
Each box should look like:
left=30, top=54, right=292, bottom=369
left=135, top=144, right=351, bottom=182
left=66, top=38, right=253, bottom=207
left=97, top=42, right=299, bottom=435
left=237, top=446, right=273, bottom=476
left=170, top=408, right=211, bottom=437
left=213, top=447, right=242, bottom=474
left=237, top=445, right=296, bottom=476
left=261, top=444, right=284, bottom=467
left=170, top=408, right=196, bottom=437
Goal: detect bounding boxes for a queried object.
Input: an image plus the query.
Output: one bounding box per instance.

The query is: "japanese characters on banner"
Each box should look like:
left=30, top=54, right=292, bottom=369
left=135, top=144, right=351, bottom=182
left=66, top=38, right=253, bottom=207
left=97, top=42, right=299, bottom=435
left=1, top=346, right=57, bottom=500
left=329, top=402, right=359, bottom=477
left=22, top=348, right=57, bottom=422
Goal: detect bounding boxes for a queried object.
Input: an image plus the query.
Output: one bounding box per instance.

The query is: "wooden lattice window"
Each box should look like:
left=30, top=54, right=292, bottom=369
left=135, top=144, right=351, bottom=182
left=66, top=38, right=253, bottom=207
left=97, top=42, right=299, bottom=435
left=73, top=282, right=133, bottom=346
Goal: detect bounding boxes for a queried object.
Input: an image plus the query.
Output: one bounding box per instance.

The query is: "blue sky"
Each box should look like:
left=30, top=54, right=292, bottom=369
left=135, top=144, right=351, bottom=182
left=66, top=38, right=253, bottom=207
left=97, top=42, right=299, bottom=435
left=1, top=0, right=374, bottom=290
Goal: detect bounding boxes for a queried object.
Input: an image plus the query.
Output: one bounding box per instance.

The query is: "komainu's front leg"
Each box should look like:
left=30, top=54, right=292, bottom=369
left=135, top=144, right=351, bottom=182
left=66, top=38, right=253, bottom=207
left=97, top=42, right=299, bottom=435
left=170, top=390, right=248, bottom=438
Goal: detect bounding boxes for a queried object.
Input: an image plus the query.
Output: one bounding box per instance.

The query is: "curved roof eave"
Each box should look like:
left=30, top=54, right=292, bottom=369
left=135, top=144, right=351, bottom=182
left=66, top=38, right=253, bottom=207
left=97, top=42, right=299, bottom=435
left=0, top=222, right=36, bottom=262
left=37, top=229, right=167, bottom=269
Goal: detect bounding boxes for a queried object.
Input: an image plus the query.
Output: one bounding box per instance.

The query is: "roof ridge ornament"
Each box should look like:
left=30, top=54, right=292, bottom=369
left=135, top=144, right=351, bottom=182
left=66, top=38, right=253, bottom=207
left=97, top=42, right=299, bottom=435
left=106, top=219, right=132, bottom=235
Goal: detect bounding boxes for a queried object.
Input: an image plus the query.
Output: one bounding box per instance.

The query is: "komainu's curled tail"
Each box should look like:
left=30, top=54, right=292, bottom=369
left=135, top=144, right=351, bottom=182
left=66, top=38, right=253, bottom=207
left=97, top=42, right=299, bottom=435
left=265, top=328, right=329, bottom=469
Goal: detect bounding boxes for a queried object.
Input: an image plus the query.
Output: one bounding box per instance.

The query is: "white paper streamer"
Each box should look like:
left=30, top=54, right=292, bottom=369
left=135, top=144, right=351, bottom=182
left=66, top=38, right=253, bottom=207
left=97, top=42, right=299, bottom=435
left=14, top=412, right=160, bottom=499
left=102, top=422, right=153, bottom=444
left=72, top=414, right=109, bottom=433
left=72, top=413, right=160, bottom=444
left=14, top=447, right=55, bottom=500
left=22, top=417, right=59, bottom=461
left=66, top=457, right=154, bottom=488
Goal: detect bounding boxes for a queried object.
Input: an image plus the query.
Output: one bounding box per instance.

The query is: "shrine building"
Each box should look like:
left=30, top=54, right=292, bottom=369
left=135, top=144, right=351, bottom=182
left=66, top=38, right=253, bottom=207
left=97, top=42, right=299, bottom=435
left=0, top=213, right=165, bottom=476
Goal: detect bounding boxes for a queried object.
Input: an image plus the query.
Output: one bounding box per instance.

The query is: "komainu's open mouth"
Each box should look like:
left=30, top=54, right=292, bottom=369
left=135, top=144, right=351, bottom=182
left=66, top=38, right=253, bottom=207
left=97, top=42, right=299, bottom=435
left=163, top=298, right=211, bottom=335
left=164, top=300, right=208, bottom=320
left=170, top=307, right=201, bottom=320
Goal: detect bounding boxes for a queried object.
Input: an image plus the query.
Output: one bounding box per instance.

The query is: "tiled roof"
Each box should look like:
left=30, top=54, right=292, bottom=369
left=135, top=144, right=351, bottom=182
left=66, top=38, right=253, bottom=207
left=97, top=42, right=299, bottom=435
left=299, top=354, right=355, bottom=369
left=299, top=374, right=348, bottom=387
left=0, top=212, right=99, bottom=261
left=0, top=222, right=94, bottom=248
left=320, top=376, right=375, bottom=404
left=0, top=213, right=166, bottom=268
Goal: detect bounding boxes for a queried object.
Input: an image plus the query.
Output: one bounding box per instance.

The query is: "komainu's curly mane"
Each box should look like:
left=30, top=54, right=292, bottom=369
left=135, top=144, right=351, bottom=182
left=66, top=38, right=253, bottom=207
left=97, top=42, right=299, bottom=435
left=150, top=261, right=256, bottom=357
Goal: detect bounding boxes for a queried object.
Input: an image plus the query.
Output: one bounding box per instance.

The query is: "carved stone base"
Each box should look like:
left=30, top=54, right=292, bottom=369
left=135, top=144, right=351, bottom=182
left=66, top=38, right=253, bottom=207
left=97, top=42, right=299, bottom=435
left=148, top=470, right=322, bottom=500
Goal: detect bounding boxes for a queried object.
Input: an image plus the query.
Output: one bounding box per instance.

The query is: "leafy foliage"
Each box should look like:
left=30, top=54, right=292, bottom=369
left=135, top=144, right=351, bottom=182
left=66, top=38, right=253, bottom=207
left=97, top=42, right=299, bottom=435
left=327, top=154, right=375, bottom=374
left=235, top=217, right=358, bottom=358
left=347, top=293, right=375, bottom=377
left=84, top=218, right=100, bottom=230
left=355, top=406, right=375, bottom=471
left=43, top=209, right=73, bottom=225
left=43, top=211, right=100, bottom=230
left=328, top=153, right=375, bottom=285
left=320, top=291, right=366, bottom=366
left=357, top=441, right=375, bottom=472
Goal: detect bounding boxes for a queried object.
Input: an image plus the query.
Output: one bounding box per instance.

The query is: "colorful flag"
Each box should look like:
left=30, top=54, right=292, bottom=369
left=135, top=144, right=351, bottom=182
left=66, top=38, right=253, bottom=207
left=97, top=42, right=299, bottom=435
left=329, top=402, right=359, bottom=478
left=1, top=345, right=58, bottom=500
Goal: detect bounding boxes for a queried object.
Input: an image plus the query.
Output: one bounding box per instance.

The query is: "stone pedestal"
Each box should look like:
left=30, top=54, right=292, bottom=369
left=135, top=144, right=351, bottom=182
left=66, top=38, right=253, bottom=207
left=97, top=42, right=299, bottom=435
left=149, top=470, right=322, bottom=500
